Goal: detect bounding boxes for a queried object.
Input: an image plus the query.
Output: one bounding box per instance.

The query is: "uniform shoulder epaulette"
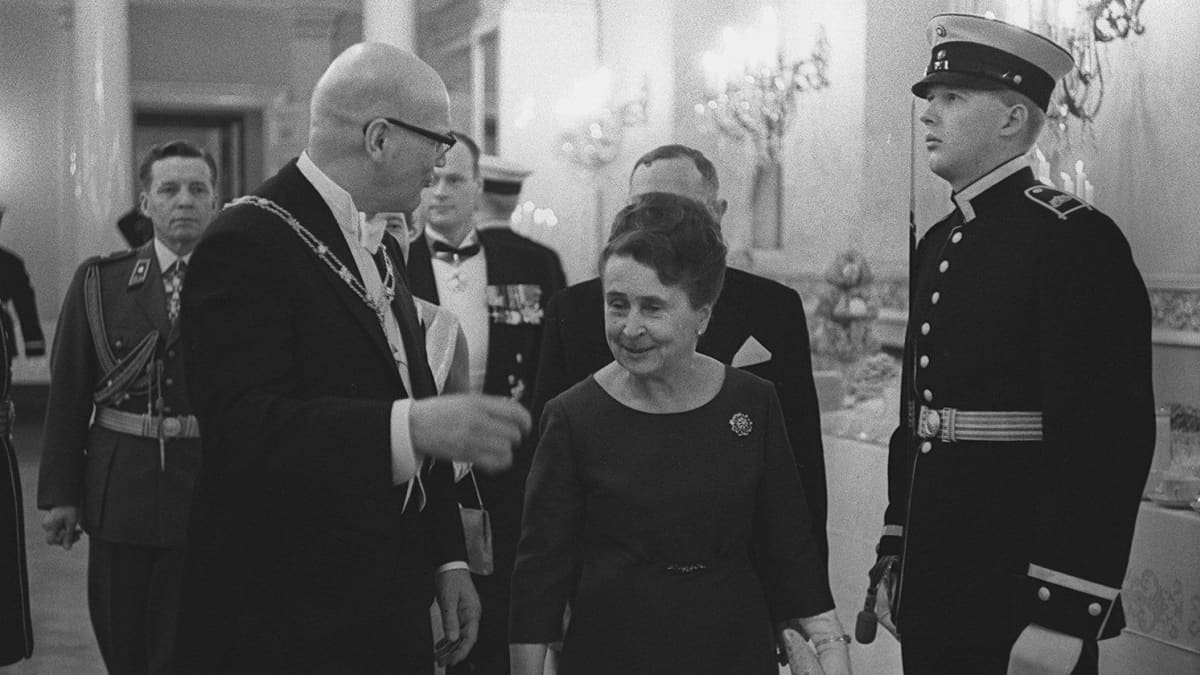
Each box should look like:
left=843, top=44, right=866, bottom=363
left=85, top=248, right=137, bottom=267
left=1024, top=185, right=1092, bottom=220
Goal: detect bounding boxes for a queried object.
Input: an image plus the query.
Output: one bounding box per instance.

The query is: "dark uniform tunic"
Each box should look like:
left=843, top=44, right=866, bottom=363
left=877, top=157, right=1154, bottom=658
left=408, top=227, right=566, bottom=675
left=38, top=240, right=201, bottom=674
left=0, top=246, right=46, bottom=361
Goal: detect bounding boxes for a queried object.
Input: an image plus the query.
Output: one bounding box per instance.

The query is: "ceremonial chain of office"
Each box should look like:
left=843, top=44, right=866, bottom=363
left=229, top=195, right=396, bottom=327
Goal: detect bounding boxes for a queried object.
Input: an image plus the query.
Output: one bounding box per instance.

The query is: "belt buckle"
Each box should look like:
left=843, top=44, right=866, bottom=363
left=161, top=417, right=182, bottom=438
left=917, top=406, right=942, bottom=440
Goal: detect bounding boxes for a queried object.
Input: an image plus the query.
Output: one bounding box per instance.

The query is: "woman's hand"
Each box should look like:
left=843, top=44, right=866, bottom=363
left=1006, top=624, right=1083, bottom=675
left=783, top=610, right=854, bottom=675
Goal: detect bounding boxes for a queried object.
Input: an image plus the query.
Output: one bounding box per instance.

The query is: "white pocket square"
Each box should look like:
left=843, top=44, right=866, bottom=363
left=731, top=336, right=772, bottom=367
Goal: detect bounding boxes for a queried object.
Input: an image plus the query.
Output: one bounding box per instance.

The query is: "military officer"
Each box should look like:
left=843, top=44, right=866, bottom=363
left=38, top=140, right=217, bottom=675
left=407, top=131, right=565, bottom=675
left=0, top=206, right=46, bottom=364
left=870, top=14, right=1155, bottom=674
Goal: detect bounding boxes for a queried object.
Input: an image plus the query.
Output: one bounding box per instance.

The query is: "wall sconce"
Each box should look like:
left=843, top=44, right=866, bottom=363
left=695, top=7, right=830, bottom=249
left=554, top=67, right=648, bottom=170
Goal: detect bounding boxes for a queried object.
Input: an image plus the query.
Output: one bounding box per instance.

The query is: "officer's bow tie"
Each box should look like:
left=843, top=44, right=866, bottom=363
left=431, top=240, right=481, bottom=263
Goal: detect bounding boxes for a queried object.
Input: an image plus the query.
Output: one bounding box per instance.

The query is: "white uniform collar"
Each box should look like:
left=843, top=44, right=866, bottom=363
left=952, top=154, right=1030, bottom=223
left=297, top=151, right=372, bottom=250
left=154, top=238, right=190, bottom=272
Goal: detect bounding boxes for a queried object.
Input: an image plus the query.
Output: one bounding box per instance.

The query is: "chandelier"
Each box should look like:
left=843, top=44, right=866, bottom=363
left=697, top=7, right=830, bottom=162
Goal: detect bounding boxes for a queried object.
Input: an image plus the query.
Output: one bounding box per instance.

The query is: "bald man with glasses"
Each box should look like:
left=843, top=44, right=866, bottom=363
left=175, top=43, right=530, bottom=674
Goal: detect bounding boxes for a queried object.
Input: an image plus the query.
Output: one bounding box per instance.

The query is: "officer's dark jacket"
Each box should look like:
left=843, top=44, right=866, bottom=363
left=38, top=241, right=200, bottom=547
left=0, top=246, right=45, bottom=358
left=407, top=227, right=566, bottom=575
left=877, top=159, right=1154, bottom=642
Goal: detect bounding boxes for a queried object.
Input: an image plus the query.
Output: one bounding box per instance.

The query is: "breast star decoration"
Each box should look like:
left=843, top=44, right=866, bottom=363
left=730, top=412, right=753, bottom=437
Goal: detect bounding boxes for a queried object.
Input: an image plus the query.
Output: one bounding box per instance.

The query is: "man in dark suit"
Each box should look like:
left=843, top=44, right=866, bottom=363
left=870, top=15, right=1153, bottom=674
left=0, top=206, right=46, bottom=364
left=38, top=140, right=217, bottom=674
left=175, top=43, right=529, bottom=675
left=407, top=131, right=565, bottom=675
left=531, top=144, right=828, bottom=559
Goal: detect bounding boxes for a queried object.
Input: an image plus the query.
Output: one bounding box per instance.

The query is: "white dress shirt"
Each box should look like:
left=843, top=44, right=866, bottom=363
left=425, top=228, right=489, bottom=394
left=154, top=238, right=191, bottom=275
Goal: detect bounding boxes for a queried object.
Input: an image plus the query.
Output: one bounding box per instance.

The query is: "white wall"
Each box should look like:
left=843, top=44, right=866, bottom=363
left=0, top=4, right=73, bottom=319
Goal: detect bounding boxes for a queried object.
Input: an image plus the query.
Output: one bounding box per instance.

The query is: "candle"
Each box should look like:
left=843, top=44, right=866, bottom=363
left=1074, top=160, right=1086, bottom=197
left=1084, top=180, right=1094, bottom=203
left=1060, top=171, right=1073, bottom=194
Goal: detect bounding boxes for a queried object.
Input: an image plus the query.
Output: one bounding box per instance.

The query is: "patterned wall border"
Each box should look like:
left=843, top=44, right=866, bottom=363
left=759, top=267, right=1200, bottom=349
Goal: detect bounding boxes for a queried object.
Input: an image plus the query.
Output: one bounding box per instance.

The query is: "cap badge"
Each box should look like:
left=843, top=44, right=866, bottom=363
left=936, top=49, right=947, bottom=60
left=935, top=25, right=946, bottom=37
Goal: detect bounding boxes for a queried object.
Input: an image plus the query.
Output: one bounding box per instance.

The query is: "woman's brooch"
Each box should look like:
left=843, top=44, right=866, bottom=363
left=729, top=412, right=753, bottom=437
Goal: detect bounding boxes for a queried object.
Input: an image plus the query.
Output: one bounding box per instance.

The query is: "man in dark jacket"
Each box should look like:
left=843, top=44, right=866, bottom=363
left=407, top=131, right=565, bottom=675
left=870, top=14, right=1154, bottom=674
left=175, top=43, right=528, bottom=674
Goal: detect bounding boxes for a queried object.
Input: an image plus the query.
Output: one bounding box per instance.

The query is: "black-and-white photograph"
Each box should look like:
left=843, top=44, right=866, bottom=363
left=0, top=0, right=1195, bottom=673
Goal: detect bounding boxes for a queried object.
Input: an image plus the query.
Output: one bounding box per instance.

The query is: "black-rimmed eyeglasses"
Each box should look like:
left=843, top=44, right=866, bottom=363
left=364, top=117, right=457, bottom=157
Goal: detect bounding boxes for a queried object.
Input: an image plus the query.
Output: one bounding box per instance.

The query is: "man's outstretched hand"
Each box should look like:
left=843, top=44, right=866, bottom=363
left=410, top=394, right=531, bottom=473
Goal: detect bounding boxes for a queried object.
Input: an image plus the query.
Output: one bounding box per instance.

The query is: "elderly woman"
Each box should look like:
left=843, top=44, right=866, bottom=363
left=509, top=193, right=850, bottom=674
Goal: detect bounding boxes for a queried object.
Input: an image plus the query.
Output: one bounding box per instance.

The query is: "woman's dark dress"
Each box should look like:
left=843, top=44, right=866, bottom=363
left=1, top=322, right=34, bottom=664
left=510, top=367, right=832, bottom=674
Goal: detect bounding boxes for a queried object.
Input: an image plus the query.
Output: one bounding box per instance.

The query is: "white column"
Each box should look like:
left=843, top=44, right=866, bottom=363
left=274, top=8, right=342, bottom=163
left=363, top=0, right=415, bottom=50
left=71, top=0, right=131, bottom=259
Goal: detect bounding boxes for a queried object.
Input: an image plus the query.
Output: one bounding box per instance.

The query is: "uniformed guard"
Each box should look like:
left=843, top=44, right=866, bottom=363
left=474, top=153, right=532, bottom=230
left=867, top=14, right=1155, bottom=674
left=0, top=206, right=47, bottom=364
left=38, top=140, right=218, bottom=675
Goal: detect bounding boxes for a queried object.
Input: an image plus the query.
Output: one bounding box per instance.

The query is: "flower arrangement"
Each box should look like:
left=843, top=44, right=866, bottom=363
left=810, top=250, right=880, bottom=369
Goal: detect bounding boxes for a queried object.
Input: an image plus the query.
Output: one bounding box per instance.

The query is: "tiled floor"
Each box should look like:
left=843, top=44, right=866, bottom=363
left=3, top=397, right=106, bottom=675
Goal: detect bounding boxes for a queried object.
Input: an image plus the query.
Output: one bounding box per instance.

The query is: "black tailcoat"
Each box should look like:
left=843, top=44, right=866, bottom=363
left=531, top=266, right=829, bottom=559
left=877, top=164, right=1154, bottom=646
left=176, top=159, right=465, bottom=674
left=407, top=226, right=565, bottom=672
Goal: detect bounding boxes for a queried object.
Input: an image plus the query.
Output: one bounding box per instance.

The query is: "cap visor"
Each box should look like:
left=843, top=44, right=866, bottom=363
left=912, top=71, right=1009, bottom=98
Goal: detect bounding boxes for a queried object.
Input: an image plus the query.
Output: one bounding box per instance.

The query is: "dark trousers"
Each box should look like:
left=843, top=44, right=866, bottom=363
left=88, top=538, right=185, bottom=675
left=903, top=633, right=1099, bottom=675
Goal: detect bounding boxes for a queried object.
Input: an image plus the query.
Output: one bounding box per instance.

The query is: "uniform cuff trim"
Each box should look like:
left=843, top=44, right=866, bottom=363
left=1028, top=564, right=1120, bottom=600
left=882, top=524, right=904, bottom=538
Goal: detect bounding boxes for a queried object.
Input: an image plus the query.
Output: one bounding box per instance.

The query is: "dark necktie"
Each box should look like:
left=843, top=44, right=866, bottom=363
left=431, top=240, right=481, bottom=263
left=164, top=259, right=187, bottom=323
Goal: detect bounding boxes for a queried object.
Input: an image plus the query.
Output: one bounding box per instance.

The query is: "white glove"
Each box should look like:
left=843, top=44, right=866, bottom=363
left=1006, top=623, right=1083, bottom=675
left=874, top=567, right=899, bottom=639
left=787, top=609, right=853, bottom=675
